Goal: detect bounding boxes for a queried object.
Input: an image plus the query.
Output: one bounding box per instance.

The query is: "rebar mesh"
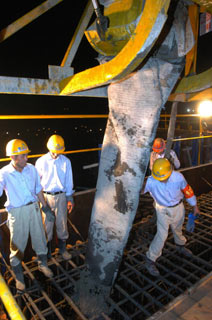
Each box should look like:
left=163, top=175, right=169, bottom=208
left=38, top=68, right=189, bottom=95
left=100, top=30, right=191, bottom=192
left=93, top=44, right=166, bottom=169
left=1, top=191, right=212, bottom=319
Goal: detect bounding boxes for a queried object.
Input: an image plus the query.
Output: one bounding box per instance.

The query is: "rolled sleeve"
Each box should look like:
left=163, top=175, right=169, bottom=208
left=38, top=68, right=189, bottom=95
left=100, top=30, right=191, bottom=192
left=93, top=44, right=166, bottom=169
left=186, top=195, right=197, bottom=207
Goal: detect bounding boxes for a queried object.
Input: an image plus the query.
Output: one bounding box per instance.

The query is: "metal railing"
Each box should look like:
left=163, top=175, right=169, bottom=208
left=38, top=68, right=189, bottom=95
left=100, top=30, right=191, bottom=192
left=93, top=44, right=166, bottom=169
left=0, top=113, right=211, bottom=166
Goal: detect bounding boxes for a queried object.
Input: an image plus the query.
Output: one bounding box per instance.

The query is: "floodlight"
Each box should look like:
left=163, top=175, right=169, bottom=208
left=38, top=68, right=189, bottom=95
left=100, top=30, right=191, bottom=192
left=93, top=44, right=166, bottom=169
left=198, top=100, right=212, bottom=117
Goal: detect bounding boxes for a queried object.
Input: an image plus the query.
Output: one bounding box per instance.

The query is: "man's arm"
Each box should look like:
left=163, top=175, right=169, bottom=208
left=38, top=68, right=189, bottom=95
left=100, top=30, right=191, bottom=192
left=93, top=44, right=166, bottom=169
left=180, top=176, right=201, bottom=216
left=192, top=204, right=201, bottom=216
left=170, top=150, right=180, bottom=169
left=149, top=152, right=155, bottom=171
left=141, top=178, right=148, bottom=195
left=65, top=159, right=75, bottom=214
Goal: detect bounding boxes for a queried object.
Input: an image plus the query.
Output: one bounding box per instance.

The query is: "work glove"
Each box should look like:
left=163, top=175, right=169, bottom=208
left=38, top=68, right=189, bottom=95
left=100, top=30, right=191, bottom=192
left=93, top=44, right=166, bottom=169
left=42, top=204, right=55, bottom=223
left=186, top=212, right=197, bottom=232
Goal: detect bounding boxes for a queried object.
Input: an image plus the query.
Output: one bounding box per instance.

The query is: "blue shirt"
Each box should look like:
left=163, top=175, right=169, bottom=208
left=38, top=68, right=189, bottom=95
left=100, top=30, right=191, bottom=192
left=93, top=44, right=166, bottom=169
left=35, top=152, right=74, bottom=196
left=0, top=162, right=42, bottom=210
left=144, top=171, right=196, bottom=207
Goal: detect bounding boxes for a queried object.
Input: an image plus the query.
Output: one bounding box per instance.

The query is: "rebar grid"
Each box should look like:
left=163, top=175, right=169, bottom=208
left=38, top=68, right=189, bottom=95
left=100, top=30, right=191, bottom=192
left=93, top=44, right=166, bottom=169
left=2, top=192, right=212, bottom=319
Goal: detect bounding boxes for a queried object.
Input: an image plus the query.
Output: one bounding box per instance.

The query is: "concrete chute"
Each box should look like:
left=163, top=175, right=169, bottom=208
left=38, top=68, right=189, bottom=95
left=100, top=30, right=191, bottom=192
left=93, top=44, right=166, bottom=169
left=75, top=0, right=194, bottom=316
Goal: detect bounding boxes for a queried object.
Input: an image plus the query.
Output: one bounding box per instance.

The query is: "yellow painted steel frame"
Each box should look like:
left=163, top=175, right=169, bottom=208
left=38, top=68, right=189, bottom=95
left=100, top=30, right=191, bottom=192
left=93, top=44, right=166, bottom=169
left=0, top=0, right=63, bottom=43
left=192, top=0, right=212, bottom=14
left=0, top=274, right=26, bottom=320
left=60, top=0, right=170, bottom=95
left=85, top=0, right=145, bottom=56
left=170, top=67, right=212, bottom=101
left=185, top=4, right=199, bottom=76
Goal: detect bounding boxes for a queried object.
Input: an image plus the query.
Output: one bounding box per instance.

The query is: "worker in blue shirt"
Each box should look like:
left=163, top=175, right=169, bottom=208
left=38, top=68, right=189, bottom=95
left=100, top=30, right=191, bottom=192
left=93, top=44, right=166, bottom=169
left=0, top=139, right=54, bottom=291
left=35, top=135, right=74, bottom=260
left=143, top=158, right=200, bottom=276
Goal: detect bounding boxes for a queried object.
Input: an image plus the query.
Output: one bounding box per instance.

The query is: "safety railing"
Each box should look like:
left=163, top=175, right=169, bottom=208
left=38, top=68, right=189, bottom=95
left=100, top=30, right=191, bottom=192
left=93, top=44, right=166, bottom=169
left=0, top=113, right=211, bottom=166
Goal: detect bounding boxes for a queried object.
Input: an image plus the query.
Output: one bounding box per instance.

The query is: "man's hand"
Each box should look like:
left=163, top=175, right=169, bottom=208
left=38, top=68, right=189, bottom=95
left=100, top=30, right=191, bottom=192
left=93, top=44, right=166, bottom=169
left=42, top=204, right=55, bottom=222
left=193, top=204, right=201, bottom=216
left=66, top=195, right=74, bottom=214
left=67, top=201, right=74, bottom=214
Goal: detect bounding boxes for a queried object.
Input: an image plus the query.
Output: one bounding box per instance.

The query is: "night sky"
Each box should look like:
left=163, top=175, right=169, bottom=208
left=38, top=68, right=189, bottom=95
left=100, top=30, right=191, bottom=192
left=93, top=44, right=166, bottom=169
left=0, top=1, right=211, bottom=189
left=0, top=0, right=108, bottom=190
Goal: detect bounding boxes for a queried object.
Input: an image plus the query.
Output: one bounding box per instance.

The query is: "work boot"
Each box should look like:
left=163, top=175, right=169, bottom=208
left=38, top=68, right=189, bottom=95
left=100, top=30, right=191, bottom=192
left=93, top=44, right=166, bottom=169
left=12, top=263, right=25, bottom=291
left=37, top=255, right=53, bottom=278
left=176, top=245, right=193, bottom=257
left=47, top=241, right=52, bottom=259
left=58, top=239, right=72, bottom=260
left=145, top=257, right=160, bottom=277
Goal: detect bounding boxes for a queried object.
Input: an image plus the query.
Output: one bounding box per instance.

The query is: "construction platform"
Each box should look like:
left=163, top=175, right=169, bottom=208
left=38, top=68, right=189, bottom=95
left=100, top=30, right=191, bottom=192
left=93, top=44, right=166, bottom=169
left=0, top=188, right=212, bottom=319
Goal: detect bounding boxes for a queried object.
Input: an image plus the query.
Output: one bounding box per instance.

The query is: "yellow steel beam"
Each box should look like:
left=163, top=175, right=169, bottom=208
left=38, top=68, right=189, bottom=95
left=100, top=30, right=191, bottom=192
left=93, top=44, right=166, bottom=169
left=188, top=88, right=212, bottom=101
left=0, top=113, right=203, bottom=120
left=0, top=0, right=63, bottom=43
left=0, top=114, right=108, bottom=120
left=173, top=135, right=212, bottom=142
left=192, top=0, right=212, bottom=14
left=169, top=88, right=212, bottom=102
left=0, top=148, right=102, bottom=162
left=0, top=274, right=26, bottom=320
left=185, top=5, right=199, bottom=76
left=59, top=0, right=170, bottom=95
left=170, top=67, right=212, bottom=101
left=61, top=0, right=94, bottom=67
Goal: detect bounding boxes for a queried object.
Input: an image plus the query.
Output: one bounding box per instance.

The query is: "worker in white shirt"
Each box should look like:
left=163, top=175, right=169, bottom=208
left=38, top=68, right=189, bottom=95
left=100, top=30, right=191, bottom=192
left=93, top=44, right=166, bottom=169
left=150, top=138, right=180, bottom=170
left=0, top=139, right=54, bottom=291
left=35, top=135, right=74, bottom=260
left=143, top=158, right=200, bottom=277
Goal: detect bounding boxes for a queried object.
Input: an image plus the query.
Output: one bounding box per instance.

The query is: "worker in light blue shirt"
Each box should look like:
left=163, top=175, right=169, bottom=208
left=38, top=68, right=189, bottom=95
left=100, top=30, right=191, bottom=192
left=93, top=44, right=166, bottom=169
left=143, top=158, right=200, bottom=277
left=1, top=162, right=41, bottom=211
left=0, top=139, right=54, bottom=291
left=35, top=134, right=74, bottom=261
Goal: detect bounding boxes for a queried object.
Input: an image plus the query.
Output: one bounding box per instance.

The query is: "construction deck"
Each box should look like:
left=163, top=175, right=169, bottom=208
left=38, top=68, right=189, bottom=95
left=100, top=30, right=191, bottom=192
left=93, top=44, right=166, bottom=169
left=1, top=189, right=212, bottom=319
left=149, top=271, right=212, bottom=320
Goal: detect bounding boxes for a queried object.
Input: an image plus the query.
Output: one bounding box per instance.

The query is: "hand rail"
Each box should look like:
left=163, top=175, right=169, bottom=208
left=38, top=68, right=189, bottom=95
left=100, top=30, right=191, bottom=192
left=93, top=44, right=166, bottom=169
left=0, top=273, right=26, bottom=320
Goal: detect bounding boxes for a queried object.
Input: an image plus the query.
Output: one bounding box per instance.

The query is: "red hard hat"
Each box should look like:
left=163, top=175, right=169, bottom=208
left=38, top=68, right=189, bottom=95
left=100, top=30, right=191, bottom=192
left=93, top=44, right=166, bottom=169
left=152, top=138, right=166, bottom=153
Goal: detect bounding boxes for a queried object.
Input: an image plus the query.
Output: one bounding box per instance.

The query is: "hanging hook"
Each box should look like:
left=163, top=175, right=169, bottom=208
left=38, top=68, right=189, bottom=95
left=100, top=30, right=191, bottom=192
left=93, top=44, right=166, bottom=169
left=91, top=0, right=109, bottom=41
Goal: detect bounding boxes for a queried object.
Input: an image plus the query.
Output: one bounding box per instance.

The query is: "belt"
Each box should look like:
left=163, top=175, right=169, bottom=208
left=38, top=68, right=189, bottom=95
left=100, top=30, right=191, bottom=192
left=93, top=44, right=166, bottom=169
left=43, top=191, right=64, bottom=195
left=25, top=202, right=34, bottom=206
left=168, top=199, right=183, bottom=208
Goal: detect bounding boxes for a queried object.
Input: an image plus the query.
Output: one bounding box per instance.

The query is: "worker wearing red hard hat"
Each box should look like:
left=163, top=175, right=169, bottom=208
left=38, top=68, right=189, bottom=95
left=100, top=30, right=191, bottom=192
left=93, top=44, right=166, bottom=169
left=150, top=138, right=180, bottom=170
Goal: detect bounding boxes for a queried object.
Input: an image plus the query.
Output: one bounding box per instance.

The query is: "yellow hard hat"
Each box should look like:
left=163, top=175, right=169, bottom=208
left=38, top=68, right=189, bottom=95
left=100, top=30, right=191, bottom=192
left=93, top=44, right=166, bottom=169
left=152, top=158, right=172, bottom=181
left=47, top=135, right=65, bottom=153
left=6, top=139, right=30, bottom=156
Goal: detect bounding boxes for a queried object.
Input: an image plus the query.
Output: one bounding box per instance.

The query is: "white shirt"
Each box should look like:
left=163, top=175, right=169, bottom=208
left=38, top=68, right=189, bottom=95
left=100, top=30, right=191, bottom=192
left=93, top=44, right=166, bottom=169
left=144, top=171, right=196, bottom=207
left=150, top=149, right=180, bottom=170
left=0, top=162, right=42, bottom=210
left=35, top=152, right=74, bottom=196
